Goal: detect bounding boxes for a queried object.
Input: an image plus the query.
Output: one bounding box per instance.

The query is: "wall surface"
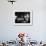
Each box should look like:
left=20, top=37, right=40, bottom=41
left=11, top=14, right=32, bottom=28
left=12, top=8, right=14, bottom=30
left=0, top=0, right=46, bottom=41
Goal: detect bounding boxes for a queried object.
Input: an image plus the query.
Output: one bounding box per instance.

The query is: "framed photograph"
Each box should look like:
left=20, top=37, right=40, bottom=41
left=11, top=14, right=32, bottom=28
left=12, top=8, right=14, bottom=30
left=14, top=10, right=33, bottom=26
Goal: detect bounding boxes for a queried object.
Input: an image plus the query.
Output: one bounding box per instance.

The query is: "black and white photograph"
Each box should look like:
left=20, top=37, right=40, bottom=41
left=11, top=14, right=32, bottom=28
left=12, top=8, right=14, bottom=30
left=14, top=11, right=32, bottom=26
left=0, top=0, right=46, bottom=46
